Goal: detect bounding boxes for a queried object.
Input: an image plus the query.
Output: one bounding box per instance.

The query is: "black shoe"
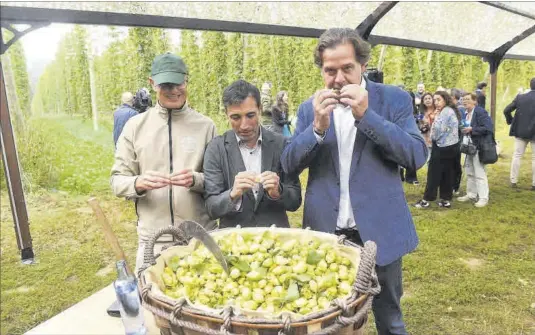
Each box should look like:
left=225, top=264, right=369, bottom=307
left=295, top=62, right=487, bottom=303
left=438, top=200, right=451, bottom=208
left=531, top=186, right=535, bottom=191
left=511, top=183, right=517, bottom=188
left=414, top=199, right=429, bottom=208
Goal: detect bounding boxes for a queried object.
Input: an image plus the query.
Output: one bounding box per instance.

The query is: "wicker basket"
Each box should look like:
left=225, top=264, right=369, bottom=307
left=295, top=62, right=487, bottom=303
left=138, top=226, right=380, bottom=335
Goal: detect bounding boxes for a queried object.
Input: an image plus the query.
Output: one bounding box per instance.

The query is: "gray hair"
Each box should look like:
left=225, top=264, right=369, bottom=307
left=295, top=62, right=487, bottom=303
left=121, top=92, right=134, bottom=105
left=222, top=80, right=261, bottom=111
left=314, top=28, right=372, bottom=68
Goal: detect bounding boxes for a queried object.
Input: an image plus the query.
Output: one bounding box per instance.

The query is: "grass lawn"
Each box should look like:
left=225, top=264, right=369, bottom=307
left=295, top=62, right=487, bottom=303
left=1, top=110, right=534, bottom=335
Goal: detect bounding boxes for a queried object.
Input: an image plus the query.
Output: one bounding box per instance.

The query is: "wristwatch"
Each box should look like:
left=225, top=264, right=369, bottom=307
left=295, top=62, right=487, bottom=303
left=313, top=127, right=326, bottom=137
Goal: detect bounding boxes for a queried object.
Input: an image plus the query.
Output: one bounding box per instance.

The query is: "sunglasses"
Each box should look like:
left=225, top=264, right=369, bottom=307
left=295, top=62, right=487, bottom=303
left=158, top=82, right=186, bottom=91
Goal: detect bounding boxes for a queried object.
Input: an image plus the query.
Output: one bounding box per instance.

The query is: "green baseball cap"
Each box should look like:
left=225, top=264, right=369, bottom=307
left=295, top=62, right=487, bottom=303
left=151, top=52, right=188, bottom=85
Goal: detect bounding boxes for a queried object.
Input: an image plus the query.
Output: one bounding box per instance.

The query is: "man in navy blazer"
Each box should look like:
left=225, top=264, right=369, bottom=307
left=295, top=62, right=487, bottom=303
left=457, top=92, right=494, bottom=207
left=503, top=77, right=535, bottom=190
left=281, top=28, right=427, bottom=335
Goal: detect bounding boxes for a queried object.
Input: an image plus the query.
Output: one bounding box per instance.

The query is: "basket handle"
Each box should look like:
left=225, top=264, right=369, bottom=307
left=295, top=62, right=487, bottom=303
left=353, top=240, right=381, bottom=296
left=142, top=226, right=188, bottom=269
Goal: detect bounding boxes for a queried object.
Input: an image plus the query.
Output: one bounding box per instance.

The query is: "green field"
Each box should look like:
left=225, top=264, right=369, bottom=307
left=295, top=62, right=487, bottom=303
left=1, top=110, right=534, bottom=335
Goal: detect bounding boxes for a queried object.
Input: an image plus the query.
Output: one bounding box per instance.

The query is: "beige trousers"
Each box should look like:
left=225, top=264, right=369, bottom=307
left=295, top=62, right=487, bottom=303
left=510, top=137, right=535, bottom=186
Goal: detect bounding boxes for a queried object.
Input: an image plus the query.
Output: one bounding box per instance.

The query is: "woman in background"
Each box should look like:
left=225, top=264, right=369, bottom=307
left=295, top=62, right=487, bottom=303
left=415, top=91, right=461, bottom=209
left=418, top=92, right=437, bottom=158
left=271, top=91, right=291, bottom=136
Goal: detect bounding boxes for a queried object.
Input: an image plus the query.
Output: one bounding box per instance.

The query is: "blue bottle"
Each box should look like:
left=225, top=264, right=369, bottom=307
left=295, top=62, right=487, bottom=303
left=114, top=260, right=147, bottom=335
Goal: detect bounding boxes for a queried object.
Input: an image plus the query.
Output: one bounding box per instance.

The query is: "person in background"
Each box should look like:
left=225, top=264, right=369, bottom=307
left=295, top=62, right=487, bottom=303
left=270, top=90, right=292, bottom=136
left=414, top=82, right=425, bottom=107
left=203, top=80, right=302, bottom=228
left=415, top=91, right=460, bottom=209
left=475, top=81, right=488, bottom=109
left=111, top=53, right=217, bottom=272
left=113, top=92, right=138, bottom=147
left=417, top=92, right=436, bottom=158
left=457, top=92, right=494, bottom=206
left=281, top=28, right=427, bottom=335
left=260, top=82, right=273, bottom=131
left=133, top=87, right=152, bottom=114
left=450, top=88, right=466, bottom=195
left=503, top=77, right=535, bottom=191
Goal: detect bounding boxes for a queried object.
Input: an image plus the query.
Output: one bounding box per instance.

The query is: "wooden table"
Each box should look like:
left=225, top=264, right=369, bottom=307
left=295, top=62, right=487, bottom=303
left=25, top=284, right=160, bottom=335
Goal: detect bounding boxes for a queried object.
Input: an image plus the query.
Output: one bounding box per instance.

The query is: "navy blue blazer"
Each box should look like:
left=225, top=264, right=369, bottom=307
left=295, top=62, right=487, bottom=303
left=466, top=106, right=493, bottom=147
left=281, top=79, right=428, bottom=266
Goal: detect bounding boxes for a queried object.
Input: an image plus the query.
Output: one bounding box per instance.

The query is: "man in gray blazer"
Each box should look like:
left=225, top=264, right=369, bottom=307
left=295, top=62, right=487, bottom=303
left=203, top=80, right=302, bottom=228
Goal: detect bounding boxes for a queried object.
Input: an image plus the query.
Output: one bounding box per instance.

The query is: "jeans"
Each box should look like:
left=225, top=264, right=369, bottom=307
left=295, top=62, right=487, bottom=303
left=335, top=229, right=407, bottom=335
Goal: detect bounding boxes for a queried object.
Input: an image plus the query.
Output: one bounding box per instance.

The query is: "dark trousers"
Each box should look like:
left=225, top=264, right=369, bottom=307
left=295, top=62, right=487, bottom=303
left=335, top=229, right=407, bottom=335
left=423, top=142, right=458, bottom=201
left=453, top=147, right=463, bottom=192
left=399, top=167, right=418, bottom=183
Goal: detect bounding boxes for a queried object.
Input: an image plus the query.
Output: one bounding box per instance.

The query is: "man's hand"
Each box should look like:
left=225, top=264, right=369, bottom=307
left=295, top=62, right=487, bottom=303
left=135, top=171, right=170, bottom=193
left=313, top=89, right=338, bottom=132
left=462, top=127, right=472, bottom=134
left=260, top=171, right=281, bottom=199
left=339, top=84, right=369, bottom=121
left=230, top=171, right=257, bottom=200
left=170, top=169, right=194, bottom=188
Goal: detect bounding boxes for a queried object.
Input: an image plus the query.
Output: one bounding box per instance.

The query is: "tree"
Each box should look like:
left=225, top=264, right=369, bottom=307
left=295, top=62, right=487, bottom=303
left=6, top=34, right=31, bottom=116
left=180, top=30, right=202, bottom=111
left=95, top=26, right=127, bottom=112
left=70, top=25, right=91, bottom=118
left=401, top=47, right=418, bottom=90
left=227, top=33, right=244, bottom=83
left=200, top=31, right=228, bottom=115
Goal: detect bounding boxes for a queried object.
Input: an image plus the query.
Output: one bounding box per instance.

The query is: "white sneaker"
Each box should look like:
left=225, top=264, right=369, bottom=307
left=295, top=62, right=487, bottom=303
left=457, top=195, right=476, bottom=202
left=474, top=199, right=488, bottom=208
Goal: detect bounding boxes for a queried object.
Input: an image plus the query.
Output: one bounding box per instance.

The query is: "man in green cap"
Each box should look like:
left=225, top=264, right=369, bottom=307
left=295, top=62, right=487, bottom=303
left=111, top=52, right=217, bottom=272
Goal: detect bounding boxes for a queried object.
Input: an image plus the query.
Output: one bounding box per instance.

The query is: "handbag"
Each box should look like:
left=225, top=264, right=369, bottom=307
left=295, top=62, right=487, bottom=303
left=478, top=132, right=498, bottom=164
left=460, top=136, right=477, bottom=156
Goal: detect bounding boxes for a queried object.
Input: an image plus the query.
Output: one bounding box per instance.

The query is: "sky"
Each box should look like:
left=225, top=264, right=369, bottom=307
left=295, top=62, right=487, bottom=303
left=18, top=23, right=181, bottom=88
left=20, top=23, right=73, bottom=65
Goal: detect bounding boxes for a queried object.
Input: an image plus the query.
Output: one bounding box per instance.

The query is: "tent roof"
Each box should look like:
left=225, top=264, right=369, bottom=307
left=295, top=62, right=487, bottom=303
left=1, top=1, right=535, bottom=63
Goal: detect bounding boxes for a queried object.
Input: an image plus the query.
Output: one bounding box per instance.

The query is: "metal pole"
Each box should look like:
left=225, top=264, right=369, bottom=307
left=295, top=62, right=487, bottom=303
left=0, top=61, right=34, bottom=262
left=490, top=68, right=497, bottom=132
left=87, top=40, right=99, bottom=131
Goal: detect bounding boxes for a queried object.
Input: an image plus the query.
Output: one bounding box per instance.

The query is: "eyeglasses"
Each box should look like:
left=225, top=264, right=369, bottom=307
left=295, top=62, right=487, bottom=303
left=158, top=82, right=186, bottom=91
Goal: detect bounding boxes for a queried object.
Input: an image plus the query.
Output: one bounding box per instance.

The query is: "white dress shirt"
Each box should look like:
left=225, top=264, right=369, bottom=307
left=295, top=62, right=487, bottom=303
left=233, top=130, right=263, bottom=210
left=315, top=79, right=367, bottom=229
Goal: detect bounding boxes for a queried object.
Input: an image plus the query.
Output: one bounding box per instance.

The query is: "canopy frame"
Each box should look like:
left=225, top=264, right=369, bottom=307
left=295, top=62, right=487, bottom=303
left=0, top=2, right=533, bottom=261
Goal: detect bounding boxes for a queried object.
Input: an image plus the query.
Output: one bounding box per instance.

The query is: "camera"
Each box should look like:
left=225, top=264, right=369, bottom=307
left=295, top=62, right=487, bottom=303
left=365, top=68, right=384, bottom=84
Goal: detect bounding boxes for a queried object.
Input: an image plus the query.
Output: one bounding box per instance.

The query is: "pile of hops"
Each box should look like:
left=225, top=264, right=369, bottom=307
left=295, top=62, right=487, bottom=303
left=161, top=230, right=356, bottom=316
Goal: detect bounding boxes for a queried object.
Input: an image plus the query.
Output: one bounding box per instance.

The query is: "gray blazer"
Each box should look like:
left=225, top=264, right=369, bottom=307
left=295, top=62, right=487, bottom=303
left=203, top=127, right=302, bottom=228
